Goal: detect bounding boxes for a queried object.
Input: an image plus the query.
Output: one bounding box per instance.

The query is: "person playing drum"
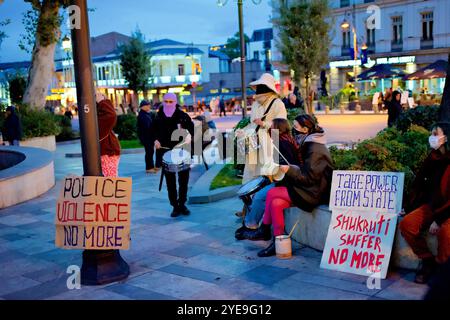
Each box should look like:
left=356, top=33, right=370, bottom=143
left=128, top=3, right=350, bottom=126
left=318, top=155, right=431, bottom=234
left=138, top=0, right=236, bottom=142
left=244, top=115, right=334, bottom=257
left=154, top=93, right=194, bottom=217
left=235, top=118, right=303, bottom=240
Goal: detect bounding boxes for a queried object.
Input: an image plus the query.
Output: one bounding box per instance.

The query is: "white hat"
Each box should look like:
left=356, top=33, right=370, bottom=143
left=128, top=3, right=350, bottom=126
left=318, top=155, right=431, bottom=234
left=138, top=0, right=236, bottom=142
left=249, top=73, right=278, bottom=94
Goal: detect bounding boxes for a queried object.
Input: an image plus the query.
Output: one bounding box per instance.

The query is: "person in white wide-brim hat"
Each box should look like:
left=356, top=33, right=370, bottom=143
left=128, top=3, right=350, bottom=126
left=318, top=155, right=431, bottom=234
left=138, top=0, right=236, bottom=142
left=237, top=73, right=287, bottom=184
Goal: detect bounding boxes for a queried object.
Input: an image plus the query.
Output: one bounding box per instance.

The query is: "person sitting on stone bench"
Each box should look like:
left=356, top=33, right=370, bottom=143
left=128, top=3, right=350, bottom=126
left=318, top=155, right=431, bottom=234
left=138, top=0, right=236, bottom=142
left=244, top=114, right=334, bottom=257
left=235, top=118, right=303, bottom=240
left=399, top=123, right=450, bottom=284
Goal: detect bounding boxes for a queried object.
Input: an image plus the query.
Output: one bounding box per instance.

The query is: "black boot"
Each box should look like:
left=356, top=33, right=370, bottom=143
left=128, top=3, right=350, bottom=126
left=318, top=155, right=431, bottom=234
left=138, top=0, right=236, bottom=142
left=179, top=204, right=191, bottom=216
left=170, top=206, right=181, bottom=218
left=235, top=224, right=249, bottom=240
left=415, top=257, right=437, bottom=284
left=242, top=223, right=272, bottom=241
left=258, top=239, right=276, bottom=257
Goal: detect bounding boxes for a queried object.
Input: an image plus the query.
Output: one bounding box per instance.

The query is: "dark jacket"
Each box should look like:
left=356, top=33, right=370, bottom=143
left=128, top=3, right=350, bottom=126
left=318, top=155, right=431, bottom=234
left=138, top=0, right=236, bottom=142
left=275, top=134, right=302, bottom=166
left=97, top=99, right=120, bottom=156
left=406, top=150, right=450, bottom=225
left=387, top=99, right=402, bottom=127
left=137, top=110, right=155, bottom=145
left=154, top=107, right=194, bottom=151
left=2, top=109, right=22, bottom=142
left=283, top=132, right=334, bottom=212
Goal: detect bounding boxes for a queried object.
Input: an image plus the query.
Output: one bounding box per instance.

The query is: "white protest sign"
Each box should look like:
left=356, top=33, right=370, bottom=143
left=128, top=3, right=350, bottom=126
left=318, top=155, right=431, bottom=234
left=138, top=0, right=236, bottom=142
left=55, top=176, right=132, bottom=250
left=322, top=170, right=404, bottom=279
left=320, top=209, right=398, bottom=279
left=329, top=171, right=404, bottom=215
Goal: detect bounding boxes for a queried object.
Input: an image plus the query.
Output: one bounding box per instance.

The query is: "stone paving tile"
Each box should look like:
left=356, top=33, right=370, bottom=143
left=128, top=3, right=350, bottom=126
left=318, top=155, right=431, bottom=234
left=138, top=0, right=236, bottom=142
left=374, top=272, right=428, bottom=300
left=131, top=252, right=183, bottom=270
left=244, top=292, right=279, bottom=300
left=284, top=271, right=382, bottom=297
left=239, top=265, right=298, bottom=286
left=187, top=285, right=245, bottom=300
left=163, top=243, right=213, bottom=259
left=2, top=277, right=69, bottom=300
left=0, top=276, right=41, bottom=297
left=0, top=248, right=26, bottom=262
left=160, top=263, right=228, bottom=284
left=22, top=265, right=67, bottom=283
left=48, top=288, right=132, bottom=300
left=32, top=249, right=82, bottom=268
left=0, top=257, right=62, bottom=278
left=126, top=270, right=216, bottom=299
left=104, top=283, right=176, bottom=300
left=258, top=277, right=370, bottom=300
left=181, top=253, right=260, bottom=277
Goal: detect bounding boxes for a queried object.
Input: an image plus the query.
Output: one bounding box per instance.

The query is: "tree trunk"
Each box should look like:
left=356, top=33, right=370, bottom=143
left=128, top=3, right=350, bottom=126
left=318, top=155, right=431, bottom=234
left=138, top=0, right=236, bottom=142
left=305, top=75, right=312, bottom=114
left=22, top=38, right=57, bottom=109
left=438, top=53, right=450, bottom=132
left=22, top=3, right=60, bottom=110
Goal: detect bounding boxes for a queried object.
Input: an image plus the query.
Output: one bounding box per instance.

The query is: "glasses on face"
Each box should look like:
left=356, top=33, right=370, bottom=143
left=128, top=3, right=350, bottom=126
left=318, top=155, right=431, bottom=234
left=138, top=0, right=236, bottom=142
left=164, top=100, right=175, bottom=104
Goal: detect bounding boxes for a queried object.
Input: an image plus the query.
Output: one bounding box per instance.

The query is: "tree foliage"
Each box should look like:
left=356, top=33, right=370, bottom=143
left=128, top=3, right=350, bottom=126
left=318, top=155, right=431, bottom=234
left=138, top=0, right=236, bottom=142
left=119, top=29, right=153, bottom=99
left=0, top=19, right=11, bottom=53
left=223, top=32, right=250, bottom=60
left=274, top=0, right=332, bottom=113
left=7, top=73, right=27, bottom=104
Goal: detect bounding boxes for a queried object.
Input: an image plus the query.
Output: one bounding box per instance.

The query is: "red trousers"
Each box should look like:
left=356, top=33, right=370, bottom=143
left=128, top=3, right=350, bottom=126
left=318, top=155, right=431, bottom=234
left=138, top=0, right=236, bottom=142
left=399, top=204, right=450, bottom=264
left=263, top=186, right=293, bottom=236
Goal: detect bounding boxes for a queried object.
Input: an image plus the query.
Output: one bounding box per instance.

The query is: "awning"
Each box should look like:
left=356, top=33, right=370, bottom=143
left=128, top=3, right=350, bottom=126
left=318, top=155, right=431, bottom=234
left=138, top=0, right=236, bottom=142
left=350, top=64, right=406, bottom=81
left=403, top=60, right=448, bottom=80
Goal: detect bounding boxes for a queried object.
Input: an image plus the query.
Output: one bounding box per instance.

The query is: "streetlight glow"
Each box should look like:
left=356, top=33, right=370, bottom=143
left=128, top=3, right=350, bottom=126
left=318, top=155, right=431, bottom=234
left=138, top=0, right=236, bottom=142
left=341, top=19, right=350, bottom=30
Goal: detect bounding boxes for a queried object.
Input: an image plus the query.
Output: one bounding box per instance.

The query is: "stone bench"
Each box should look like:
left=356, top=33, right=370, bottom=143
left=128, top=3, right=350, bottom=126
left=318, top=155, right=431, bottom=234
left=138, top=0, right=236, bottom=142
left=284, top=205, right=438, bottom=270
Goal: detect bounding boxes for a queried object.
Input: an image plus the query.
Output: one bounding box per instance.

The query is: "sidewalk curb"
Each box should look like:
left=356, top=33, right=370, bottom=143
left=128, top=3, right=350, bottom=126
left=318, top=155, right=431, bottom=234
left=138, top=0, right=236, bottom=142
left=188, top=163, right=240, bottom=204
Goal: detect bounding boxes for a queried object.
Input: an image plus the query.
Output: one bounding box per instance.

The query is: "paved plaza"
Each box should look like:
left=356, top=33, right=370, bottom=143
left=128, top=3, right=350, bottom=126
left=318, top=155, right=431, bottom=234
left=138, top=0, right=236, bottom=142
left=0, top=115, right=430, bottom=300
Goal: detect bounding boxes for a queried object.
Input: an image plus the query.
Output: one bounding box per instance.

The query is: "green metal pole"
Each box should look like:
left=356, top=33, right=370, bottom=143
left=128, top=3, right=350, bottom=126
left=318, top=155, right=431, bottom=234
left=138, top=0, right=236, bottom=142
left=238, top=0, right=247, bottom=118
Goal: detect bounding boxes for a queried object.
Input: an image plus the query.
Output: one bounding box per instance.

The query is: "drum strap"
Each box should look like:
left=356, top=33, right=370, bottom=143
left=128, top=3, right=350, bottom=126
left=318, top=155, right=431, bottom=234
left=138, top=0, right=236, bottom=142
left=255, top=98, right=277, bottom=134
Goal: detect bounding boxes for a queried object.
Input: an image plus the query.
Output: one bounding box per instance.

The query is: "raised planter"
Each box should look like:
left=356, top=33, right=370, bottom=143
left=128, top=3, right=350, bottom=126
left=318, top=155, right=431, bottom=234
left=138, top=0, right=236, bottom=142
left=20, top=135, right=56, bottom=152
left=188, top=163, right=241, bottom=204
left=0, top=146, right=55, bottom=209
left=284, top=206, right=437, bottom=270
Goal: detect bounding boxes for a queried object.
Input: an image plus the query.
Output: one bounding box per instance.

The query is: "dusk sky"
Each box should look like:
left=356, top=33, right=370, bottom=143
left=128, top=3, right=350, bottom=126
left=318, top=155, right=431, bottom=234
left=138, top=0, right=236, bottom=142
left=0, top=0, right=273, bottom=63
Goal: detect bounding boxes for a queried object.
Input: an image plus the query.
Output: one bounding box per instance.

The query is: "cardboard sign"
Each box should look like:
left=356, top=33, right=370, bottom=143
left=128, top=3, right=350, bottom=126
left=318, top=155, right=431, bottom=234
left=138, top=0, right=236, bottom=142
left=322, top=170, right=404, bottom=279
left=55, top=176, right=132, bottom=250
left=329, top=171, right=404, bottom=215
left=320, top=209, right=398, bottom=279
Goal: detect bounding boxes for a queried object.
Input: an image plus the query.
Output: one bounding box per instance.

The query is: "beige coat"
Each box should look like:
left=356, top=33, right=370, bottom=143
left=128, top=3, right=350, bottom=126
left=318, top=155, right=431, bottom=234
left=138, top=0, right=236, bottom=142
left=242, top=94, right=287, bottom=183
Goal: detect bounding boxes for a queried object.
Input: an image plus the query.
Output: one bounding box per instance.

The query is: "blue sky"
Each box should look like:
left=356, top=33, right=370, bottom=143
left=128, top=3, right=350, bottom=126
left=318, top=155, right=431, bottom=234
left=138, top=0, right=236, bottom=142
left=0, top=0, right=273, bottom=63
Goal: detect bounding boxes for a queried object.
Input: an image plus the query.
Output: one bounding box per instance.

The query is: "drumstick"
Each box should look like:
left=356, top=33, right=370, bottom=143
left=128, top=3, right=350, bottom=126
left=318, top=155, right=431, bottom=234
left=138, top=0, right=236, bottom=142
left=272, top=143, right=291, bottom=166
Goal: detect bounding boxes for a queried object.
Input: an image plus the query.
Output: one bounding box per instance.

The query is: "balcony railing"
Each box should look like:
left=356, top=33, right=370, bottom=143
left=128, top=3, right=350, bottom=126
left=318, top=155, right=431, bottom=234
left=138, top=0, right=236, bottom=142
left=420, top=39, right=434, bottom=50
left=391, top=41, right=403, bottom=52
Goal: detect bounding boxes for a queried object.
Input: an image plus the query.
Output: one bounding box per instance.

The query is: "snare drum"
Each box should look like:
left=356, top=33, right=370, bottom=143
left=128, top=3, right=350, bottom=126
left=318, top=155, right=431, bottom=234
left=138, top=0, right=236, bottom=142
left=237, top=176, right=271, bottom=208
left=162, top=148, right=192, bottom=173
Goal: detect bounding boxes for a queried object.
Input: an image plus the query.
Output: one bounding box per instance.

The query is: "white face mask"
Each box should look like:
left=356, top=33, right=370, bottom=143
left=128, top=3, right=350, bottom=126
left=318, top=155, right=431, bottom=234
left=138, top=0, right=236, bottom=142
left=429, top=135, right=445, bottom=150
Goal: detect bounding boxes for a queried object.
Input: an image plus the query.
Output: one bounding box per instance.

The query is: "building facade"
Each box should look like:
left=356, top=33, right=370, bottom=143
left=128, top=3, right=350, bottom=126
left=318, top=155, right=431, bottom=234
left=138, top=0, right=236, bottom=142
left=271, top=0, right=450, bottom=97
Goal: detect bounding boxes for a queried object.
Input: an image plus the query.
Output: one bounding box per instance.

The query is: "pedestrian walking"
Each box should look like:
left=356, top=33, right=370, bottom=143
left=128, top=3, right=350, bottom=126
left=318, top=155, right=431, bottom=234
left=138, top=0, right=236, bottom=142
left=219, top=96, right=226, bottom=117
left=2, top=106, right=22, bottom=146
left=386, top=90, right=403, bottom=127
left=137, top=100, right=158, bottom=174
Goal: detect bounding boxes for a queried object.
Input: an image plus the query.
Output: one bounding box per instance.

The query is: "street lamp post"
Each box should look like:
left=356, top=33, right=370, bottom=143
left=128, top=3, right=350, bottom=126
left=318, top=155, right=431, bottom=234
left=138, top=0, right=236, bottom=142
left=341, top=3, right=362, bottom=98
left=69, top=0, right=129, bottom=285
left=217, top=0, right=262, bottom=118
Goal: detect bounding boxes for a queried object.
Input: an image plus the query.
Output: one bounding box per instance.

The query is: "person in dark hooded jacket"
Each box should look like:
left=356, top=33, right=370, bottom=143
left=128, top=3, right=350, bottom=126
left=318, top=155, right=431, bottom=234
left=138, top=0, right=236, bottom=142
left=2, top=106, right=22, bottom=146
left=387, top=90, right=403, bottom=127
left=244, top=114, right=334, bottom=257
left=137, top=100, right=157, bottom=173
